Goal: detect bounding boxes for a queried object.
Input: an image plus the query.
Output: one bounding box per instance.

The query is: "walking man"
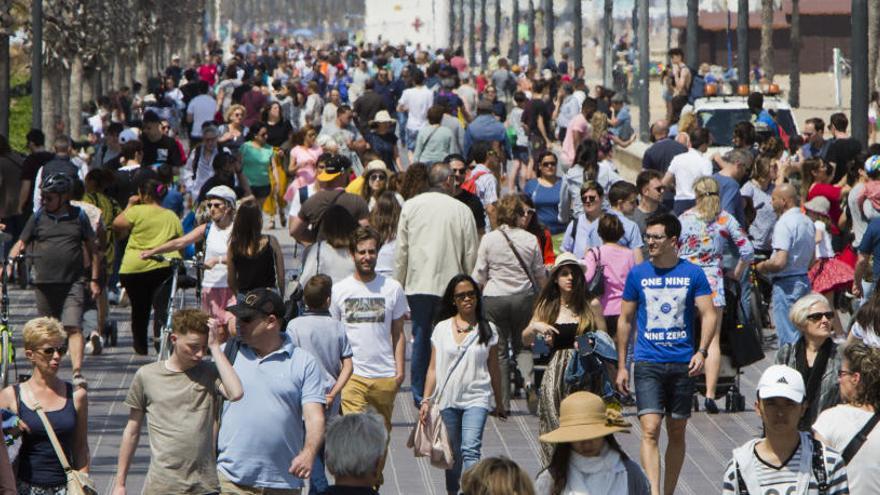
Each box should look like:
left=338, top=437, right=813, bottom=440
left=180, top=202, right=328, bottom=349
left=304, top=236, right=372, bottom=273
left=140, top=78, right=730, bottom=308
left=616, top=212, right=717, bottom=495
left=755, top=183, right=815, bottom=346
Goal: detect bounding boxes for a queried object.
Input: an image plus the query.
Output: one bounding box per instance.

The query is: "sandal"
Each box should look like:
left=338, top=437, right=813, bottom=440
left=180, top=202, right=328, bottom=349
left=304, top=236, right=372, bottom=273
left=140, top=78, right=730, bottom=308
left=72, top=373, right=88, bottom=390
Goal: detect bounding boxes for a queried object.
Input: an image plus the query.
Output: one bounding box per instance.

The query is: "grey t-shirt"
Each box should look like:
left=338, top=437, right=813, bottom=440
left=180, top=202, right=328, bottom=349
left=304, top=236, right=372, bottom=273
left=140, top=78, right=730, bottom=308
left=125, top=361, right=221, bottom=495
left=285, top=312, right=353, bottom=380
left=20, top=206, right=95, bottom=284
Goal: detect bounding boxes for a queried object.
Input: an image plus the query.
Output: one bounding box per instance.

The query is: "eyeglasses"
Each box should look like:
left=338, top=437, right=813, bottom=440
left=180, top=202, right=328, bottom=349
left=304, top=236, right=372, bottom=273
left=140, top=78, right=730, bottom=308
left=654, top=186, right=665, bottom=193
left=453, top=290, right=478, bottom=301
left=806, top=311, right=835, bottom=322
left=207, top=202, right=226, bottom=209
left=368, top=174, right=387, bottom=182
left=838, top=369, right=856, bottom=378
left=582, top=194, right=599, bottom=203
left=541, top=161, right=558, bottom=167
left=36, top=346, right=68, bottom=356
left=643, top=233, right=668, bottom=242
left=451, top=168, right=467, bottom=175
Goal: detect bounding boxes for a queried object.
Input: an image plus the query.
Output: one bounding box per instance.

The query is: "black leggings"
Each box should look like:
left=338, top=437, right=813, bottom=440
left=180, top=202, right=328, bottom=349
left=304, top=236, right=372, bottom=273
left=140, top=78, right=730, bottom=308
left=120, top=267, right=172, bottom=355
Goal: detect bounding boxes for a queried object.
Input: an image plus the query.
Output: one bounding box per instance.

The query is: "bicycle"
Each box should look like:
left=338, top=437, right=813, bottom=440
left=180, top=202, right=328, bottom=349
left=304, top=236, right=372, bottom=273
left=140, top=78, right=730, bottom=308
left=147, top=254, right=204, bottom=361
left=0, top=254, right=27, bottom=388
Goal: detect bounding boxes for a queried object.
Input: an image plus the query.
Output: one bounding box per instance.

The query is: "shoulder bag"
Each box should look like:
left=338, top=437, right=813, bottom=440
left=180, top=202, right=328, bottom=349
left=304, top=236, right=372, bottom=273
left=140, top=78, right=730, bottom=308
left=841, top=412, right=880, bottom=464
left=499, top=228, right=539, bottom=295
left=585, top=247, right=604, bottom=299
left=22, top=385, right=97, bottom=495
left=407, top=330, right=478, bottom=469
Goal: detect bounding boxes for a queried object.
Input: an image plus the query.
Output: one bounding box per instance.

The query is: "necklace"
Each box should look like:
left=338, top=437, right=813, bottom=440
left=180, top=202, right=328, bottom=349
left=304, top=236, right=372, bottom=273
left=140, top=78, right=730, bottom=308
left=454, top=317, right=476, bottom=333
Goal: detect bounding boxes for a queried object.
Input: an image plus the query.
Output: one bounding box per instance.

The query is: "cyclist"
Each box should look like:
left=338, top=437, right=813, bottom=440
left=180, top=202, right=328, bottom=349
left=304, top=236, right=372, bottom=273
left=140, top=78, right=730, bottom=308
left=6, top=174, right=101, bottom=389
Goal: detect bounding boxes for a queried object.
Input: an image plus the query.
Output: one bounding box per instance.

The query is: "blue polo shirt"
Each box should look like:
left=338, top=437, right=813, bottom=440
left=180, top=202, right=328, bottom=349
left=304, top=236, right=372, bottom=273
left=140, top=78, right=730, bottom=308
left=561, top=209, right=643, bottom=259
left=771, top=207, right=816, bottom=279
left=217, top=334, right=327, bottom=489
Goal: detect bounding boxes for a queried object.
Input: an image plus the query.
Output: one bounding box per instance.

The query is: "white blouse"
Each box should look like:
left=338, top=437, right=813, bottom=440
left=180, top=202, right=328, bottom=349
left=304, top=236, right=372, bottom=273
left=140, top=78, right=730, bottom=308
left=430, top=318, right=498, bottom=410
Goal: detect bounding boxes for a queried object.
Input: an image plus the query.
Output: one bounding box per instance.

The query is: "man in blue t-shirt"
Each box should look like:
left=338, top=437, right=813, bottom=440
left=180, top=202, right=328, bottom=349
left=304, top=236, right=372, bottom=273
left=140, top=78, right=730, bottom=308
left=616, top=212, right=716, bottom=495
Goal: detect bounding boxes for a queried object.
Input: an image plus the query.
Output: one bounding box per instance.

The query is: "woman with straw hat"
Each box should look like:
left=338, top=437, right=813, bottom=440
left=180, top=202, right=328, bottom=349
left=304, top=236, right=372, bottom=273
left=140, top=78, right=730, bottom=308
left=535, top=392, right=650, bottom=495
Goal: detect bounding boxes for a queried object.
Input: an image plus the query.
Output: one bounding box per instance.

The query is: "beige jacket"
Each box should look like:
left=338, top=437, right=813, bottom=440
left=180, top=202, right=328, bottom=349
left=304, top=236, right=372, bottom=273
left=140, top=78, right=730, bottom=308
left=394, top=191, right=479, bottom=296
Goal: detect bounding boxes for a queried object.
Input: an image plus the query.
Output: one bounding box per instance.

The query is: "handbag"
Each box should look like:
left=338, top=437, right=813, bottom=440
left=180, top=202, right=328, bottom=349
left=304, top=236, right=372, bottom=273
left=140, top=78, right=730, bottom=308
left=499, top=228, right=539, bottom=295
left=407, top=331, right=478, bottom=469
left=585, top=248, right=605, bottom=298
left=22, top=385, right=97, bottom=495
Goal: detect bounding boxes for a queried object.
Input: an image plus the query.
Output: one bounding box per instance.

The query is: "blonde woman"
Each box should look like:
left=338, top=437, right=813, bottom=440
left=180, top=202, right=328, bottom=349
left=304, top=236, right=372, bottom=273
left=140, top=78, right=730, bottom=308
left=0, top=317, right=89, bottom=494
left=522, top=254, right=606, bottom=463
left=678, top=176, right=754, bottom=413
left=219, top=104, right=247, bottom=153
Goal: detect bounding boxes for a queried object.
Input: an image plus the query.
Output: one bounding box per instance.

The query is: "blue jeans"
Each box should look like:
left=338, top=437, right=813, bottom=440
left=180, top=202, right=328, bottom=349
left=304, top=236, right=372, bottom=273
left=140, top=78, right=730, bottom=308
left=310, top=443, right=329, bottom=493
left=440, top=407, right=489, bottom=494
left=409, top=294, right=440, bottom=406
left=771, top=275, right=811, bottom=346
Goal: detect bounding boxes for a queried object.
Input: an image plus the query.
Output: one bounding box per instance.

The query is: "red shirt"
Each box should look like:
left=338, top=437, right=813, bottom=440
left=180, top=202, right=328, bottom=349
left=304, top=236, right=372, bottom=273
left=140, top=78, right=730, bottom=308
left=807, top=183, right=842, bottom=234
left=198, top=64, right=217, bottom=86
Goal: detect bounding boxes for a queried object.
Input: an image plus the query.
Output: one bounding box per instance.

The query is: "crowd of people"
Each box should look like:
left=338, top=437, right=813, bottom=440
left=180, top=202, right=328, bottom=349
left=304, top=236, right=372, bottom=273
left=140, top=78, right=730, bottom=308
left=2, top=31, right=880, bottom=495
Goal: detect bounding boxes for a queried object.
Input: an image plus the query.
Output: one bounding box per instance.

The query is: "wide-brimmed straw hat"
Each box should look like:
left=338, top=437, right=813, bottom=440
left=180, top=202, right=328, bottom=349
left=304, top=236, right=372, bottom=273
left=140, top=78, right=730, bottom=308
left=370, top=110, right=396, bottom=126
left=538, top=392, right=630, bottom=444
left=550, top=252, right=584, bottom=276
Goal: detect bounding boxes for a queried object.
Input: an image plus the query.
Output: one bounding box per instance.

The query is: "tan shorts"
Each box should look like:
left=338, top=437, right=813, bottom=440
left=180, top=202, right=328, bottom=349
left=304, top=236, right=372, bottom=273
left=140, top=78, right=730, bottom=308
left=218, top=472, right=301, bottom=495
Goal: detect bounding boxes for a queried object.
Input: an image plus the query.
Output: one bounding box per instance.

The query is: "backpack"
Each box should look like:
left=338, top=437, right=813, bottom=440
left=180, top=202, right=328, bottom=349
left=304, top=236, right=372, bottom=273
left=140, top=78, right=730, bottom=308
left=687, top=70, right=705, bottom=104
left=461, top=170, right=490, bottom=195
left=31, top=206, right=91, bottom=240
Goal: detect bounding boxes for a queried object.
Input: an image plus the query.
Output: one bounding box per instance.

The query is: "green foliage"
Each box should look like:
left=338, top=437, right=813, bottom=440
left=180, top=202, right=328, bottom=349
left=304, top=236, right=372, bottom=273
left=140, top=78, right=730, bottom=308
left=9, top=94, right=32, bottom=153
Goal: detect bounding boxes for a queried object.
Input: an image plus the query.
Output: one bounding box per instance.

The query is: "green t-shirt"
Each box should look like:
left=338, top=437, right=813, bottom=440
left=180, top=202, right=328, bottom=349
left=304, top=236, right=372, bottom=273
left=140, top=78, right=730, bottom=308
left=240, top=141, right=273, bottom=187
left=119, top=204, right=183, bottom=274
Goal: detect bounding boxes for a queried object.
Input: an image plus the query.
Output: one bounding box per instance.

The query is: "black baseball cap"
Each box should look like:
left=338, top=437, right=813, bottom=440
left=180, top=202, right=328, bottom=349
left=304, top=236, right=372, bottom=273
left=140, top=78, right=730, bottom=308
left=226, top=288, right=285, bottom=320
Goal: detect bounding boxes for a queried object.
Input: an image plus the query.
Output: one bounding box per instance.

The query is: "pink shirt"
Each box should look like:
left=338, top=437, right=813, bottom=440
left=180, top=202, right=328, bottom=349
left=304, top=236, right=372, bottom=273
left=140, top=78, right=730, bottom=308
left=289, top=144, right=323, bottom=188
left=583, top=243, right=636, bottom=316
left=562, top=113, right=590, bottom=164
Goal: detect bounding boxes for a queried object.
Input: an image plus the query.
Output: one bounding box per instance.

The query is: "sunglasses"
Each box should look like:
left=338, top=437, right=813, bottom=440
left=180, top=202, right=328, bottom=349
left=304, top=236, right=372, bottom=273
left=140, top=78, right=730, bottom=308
left=806, top=311, right=835, bottom=322
left=541, top=161, right=558, bottom=167
left=643, top=233, right=667, bottom=242
left=36, top=346, right=68, bottom=356
left=368, top=174, right=387, bottom=182
left=582, top=194, right=599, bottom=203
left=207, top=202, right=226, bottom=209
left=453, top=290, right=478, bottom=301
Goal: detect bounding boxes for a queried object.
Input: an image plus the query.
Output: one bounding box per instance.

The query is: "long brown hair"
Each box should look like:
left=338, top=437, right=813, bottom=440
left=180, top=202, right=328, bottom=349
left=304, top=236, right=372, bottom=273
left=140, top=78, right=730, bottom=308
left=541, top=437, right=628, bottom=495
left=369, top=191, right=401, bottom=244
left=228, top=202, right=263, bottom=257
left=532, top=263, right=597, bottom=335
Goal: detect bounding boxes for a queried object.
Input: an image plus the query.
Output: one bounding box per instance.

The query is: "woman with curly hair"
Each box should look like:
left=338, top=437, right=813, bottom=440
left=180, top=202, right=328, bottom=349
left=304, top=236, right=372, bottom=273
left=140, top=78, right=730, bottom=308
left=399, top=162, right=431, bottom=200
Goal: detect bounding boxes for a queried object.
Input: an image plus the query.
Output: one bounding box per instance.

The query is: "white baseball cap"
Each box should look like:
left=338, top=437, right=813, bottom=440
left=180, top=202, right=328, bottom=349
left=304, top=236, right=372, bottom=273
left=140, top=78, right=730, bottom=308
left=205, top=185, right=237, bottom=205
left=757, top=365, right=805, bottom=403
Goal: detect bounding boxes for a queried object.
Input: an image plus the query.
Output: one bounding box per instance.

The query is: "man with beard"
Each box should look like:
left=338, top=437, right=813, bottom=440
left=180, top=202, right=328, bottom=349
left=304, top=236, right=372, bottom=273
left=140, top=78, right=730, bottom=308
left=330, top=226, right=408, bottom=488
left=446, top=154, right=486, bottom=235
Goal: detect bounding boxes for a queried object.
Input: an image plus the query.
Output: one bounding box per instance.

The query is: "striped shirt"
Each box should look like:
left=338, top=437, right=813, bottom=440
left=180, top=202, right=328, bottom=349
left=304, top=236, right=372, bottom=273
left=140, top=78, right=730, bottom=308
left=722, top=440, right=849, bottom=495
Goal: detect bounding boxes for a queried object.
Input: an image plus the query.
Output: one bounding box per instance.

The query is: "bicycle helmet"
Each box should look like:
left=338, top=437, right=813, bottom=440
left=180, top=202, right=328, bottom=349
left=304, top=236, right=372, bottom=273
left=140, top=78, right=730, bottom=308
left=40, top=173, right=75, bottom=194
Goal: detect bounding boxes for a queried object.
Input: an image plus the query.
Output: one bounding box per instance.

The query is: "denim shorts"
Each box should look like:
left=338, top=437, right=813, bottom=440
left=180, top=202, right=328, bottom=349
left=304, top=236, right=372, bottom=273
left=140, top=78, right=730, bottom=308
left=405, top=128, right=419, bottom=152
left=633, top=361, right=694, bottom=419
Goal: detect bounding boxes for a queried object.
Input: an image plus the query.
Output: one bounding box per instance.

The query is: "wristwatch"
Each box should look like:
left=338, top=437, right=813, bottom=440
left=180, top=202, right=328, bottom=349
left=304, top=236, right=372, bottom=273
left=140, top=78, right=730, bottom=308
left=698, top=348, right=708, bottom=358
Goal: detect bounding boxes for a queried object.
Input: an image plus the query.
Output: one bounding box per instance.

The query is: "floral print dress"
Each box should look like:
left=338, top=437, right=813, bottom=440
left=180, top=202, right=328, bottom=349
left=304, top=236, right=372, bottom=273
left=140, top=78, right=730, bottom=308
left=678, top=209, right=754, bottom=307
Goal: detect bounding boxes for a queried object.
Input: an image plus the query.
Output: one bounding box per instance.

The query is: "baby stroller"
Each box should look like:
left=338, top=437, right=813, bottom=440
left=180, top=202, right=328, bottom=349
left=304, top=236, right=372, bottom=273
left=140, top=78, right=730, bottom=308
left=693, top=277, right=764, bottom=412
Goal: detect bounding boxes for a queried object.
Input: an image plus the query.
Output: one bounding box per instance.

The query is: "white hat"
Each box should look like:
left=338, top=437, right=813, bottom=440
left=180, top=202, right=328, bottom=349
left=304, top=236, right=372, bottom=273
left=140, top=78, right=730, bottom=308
left=205, top=185, right=237, bottom=205
left=118, top=128, right=139, bottom=144
left=757, top=365, right=805, bottom=403
left=370, top=110, right=396, bottom=125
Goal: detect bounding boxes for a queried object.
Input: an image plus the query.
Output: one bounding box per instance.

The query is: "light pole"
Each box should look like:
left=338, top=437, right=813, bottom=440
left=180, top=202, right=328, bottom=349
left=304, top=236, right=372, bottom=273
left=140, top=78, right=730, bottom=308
left=638, top=0, right=649, bottom=141
left=32, top=0, right=43, bottom=130
left=853, top=0, right=869, bottom=146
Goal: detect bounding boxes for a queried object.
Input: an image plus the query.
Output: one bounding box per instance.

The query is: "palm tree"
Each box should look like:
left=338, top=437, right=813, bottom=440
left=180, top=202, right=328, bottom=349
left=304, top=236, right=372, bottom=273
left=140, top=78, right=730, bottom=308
left=686, top=0, right=698, bottom=65
left=527, top=0, right=536, bottom=67
left=869, top=0, right=879, bottom=94
left=666, top=0, right=672, bottom=57
left=469, top=0, right=476, bottom=65
left=494, top=0, right=501, bottom=51
left=449, top=0, right=456, bottom=49
left=543, top=0, right=553, bottom=65
left=480, top=0, right=488, bottom=69
left=459, top=0, right=466, bottom=51
left=603, top=0, right=613, bottom=87
left=789, top=0, right=800, bottom=106
left=510, top=0, right=520, bottom=61
left=572, top=0, right=582, bottom=69
left=737, top=0, right=749, bottom=86
left=0, top=0, right=13, bottom=136
left=760, top=0, right=774, bottom=81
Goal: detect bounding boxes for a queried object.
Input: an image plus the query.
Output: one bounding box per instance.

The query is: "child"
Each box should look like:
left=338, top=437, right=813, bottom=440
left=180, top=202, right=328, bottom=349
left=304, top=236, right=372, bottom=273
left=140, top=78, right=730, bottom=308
left=113, top=309, right=243, bottom=495
left=804, top=196, right=853, bottom=340
left=285, top=273, right=353, bottom=494
left=857, top=154, right=880, bottom=219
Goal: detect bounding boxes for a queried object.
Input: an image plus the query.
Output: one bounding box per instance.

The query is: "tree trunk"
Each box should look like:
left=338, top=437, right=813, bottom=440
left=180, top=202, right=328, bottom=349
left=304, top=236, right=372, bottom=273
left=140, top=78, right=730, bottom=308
left=869, top=0, right=879, bottom=93
left=573, top=0, right=582, bottom=69
left=69, top=54, right=83, bottom=139
left=760, top=0, right=774, bottom=81
left=0, top=30, right=9, bottom=137
left=42, top=66, right=55, bottom=143
left=136, top=47, right=148, bottom=96
left=449, top=0, right=456, bottom=49
left=459, top=0, right=466, bottom=52
left=737, top=0, right=749, bottom=86
left=666, top=0, right=672, bottom=60
left=480, top=0, right=488, bottom=69
left=113, top=54, right=124, bottom=90
left=686, top=0, right=698, bottom=66
left=510, top=0, right=520, bottom=61
left=603, top=0, right=613, bottom=87
left=494, top=0, right=501, bottom=51
left=543, top=0, right=553, bottom=63
left=82, top=67, right=94, bottom=111
left=469, top=0, right=476, bottom=65
left=527, top=0, right=535, bottom=67
left=789, top=0, right=800, bottom=107
left=59, top=65, right=69, bottom=136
